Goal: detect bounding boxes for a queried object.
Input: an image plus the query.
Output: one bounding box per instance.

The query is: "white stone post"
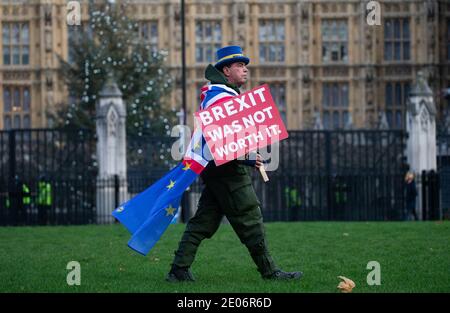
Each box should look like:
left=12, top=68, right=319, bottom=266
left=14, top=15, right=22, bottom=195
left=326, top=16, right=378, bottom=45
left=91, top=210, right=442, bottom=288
left=405, top=71, right=437, bottom=220
left=96, top=76, right=128, bottom=224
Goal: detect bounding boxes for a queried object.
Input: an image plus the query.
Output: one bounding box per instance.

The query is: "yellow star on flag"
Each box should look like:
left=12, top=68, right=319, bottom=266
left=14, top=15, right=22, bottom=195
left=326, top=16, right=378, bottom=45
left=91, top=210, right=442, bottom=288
left=182, top=162, right=191, bottom=171
left=165, top=205, right=176, bottom=216
left=166, top=180, right=175, bottom=190
left=194, top=141, right=201, bottom=149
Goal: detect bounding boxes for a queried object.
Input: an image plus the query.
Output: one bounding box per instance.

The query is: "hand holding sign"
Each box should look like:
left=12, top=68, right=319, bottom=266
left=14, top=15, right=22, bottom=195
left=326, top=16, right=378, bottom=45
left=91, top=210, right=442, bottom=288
left=252, top=152, right=269, bottom=182
left=195, top=84, right=288, bottom=181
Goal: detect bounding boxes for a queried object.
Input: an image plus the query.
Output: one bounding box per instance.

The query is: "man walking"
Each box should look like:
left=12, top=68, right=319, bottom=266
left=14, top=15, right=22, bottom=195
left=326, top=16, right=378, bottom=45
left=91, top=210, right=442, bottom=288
left=167, top=46, right=302, bottom=282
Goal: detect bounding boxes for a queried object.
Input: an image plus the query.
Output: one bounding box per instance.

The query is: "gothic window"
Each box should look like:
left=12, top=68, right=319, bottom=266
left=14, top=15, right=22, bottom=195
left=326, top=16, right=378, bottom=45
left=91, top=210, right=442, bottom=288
left=2, top=22, right=29, bottom=65
left=259, top=20, right=285, bottom=63
left=139, top=21, right=159, bottom=54
left=2, top=86, right=31, bottom=130
left=385, top=81, right=410, bottom=129
left=195, top=20, right=222, bottom=63
left=321, top=19, right=348, bottom=63
left=384, top=18, right=410, bottom=61
left=322, top=82, right=349, bottom=129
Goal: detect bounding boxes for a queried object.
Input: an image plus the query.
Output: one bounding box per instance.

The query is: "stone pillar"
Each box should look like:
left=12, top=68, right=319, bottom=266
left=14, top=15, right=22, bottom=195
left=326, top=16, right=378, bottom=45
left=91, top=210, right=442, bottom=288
left=406, top=71, right=437, bottom=219
left=96, top=76, right=128, bottom=224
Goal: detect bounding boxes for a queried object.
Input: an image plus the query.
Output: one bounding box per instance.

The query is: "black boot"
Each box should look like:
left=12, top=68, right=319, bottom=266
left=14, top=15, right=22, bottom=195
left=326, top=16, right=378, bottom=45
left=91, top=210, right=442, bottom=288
left=263, top=269, right=303, bottom=281
left=166, top=264, right=196, bottom=282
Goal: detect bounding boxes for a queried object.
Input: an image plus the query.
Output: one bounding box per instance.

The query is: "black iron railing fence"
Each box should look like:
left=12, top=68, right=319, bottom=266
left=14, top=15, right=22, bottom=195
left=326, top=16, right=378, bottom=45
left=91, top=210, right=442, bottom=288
left=0, top=128, right=446, bottom=225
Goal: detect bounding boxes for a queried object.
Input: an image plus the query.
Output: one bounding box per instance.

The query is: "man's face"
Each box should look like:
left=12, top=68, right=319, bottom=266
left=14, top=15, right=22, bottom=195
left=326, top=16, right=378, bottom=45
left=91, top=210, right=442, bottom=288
left=222, top=62, right=248, bottom=87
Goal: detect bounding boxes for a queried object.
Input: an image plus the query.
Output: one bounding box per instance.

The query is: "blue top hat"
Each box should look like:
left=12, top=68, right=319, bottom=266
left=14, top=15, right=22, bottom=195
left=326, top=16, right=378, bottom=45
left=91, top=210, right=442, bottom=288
left=214, top=46, right=250, bottom=70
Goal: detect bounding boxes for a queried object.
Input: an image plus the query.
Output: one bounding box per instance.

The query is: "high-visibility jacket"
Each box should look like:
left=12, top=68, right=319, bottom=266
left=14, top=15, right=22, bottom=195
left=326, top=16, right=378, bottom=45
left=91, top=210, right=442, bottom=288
left=334, top=183, right=348, bottom=205
left=284, top=187, right=302, bottom=207
left=23, top=184, right=31, bottom=205
left=37, top=181, right=52, bottom=206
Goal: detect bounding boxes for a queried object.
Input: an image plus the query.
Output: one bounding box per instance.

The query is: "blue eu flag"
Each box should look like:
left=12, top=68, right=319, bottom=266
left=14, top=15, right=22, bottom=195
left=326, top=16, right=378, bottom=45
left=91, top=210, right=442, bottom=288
left=112, top=160, right=203, bottom=256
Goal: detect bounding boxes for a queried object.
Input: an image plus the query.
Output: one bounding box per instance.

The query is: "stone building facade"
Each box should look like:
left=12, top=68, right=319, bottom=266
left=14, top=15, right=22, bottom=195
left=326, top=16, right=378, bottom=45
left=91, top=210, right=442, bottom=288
left=0, top=0, right=449, bottom=130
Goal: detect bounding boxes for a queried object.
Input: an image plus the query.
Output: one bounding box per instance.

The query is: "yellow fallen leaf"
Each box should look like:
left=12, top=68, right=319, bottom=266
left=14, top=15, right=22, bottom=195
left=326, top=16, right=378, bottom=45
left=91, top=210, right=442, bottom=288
left=337, top=276, right=355, bottom=293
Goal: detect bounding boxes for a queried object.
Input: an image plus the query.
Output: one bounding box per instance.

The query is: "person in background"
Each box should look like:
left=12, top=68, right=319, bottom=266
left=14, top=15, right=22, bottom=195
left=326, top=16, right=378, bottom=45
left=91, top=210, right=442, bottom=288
left=37, top=175, right=53, bottom=225
left=405, top=172, right=418, bottom=221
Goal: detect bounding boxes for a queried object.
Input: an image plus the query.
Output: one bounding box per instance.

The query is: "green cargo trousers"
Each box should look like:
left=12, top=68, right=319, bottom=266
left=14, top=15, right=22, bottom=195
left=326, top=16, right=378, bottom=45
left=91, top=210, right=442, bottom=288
left=172, top=176, right=278, bottom=277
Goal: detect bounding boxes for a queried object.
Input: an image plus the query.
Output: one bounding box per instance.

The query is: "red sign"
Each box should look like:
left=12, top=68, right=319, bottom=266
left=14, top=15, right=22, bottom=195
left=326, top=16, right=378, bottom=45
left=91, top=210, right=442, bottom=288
left=194, top=84, right=288, bottom=166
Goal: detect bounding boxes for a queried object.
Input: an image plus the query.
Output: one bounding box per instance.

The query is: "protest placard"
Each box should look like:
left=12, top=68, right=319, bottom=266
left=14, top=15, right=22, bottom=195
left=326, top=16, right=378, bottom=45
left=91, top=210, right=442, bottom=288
left=195, top=84, right=288, bottom=166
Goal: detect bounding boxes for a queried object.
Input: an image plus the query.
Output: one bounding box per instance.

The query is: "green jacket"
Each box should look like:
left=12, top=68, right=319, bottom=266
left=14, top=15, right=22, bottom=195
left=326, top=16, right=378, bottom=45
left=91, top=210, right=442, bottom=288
left=199, top=65, right=252, bottom=186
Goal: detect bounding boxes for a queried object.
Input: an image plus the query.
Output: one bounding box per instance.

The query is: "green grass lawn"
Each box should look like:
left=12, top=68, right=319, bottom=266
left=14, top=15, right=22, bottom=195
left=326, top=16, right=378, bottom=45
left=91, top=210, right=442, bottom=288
left=0, top=221, right=449, bottom=293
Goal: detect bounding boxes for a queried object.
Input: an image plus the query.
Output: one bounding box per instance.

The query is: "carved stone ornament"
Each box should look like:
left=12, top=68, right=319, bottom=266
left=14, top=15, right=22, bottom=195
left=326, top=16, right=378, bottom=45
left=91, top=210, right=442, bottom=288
left=420, top=106, right=429, bottom=131
left=238, top=4, right=245, bottom=24
left=107, top=106, right=118, bottom=137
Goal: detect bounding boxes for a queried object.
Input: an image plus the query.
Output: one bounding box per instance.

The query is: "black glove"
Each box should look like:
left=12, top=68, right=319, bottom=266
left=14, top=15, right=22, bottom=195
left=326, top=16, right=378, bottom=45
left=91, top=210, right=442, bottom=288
left=241, top=159, right=257, bottom=167
left=239, top=152, right=262, bottom=167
